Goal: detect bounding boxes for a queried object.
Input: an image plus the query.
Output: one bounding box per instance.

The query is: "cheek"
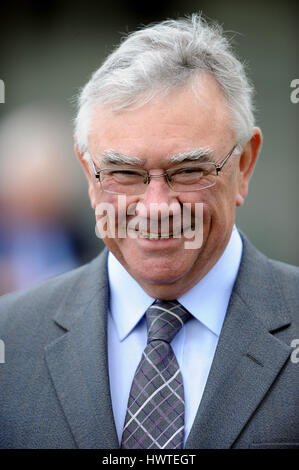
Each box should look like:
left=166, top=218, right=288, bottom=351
left=177, top=191, right=217, bottom=221
left=94, top=193, right=139, bottom=234
left=179, top=185, right=236, bottom=236
left=208, top=178, right=239, bottom=231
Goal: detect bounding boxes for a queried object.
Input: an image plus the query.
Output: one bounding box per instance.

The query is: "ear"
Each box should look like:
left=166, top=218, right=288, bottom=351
left=74, top=139, right=97, bottom=210
left=235, top=127, right=262, bottom=207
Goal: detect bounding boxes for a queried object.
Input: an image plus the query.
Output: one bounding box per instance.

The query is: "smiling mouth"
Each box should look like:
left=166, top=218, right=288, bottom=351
left=136, top=226, right=193, bottom=240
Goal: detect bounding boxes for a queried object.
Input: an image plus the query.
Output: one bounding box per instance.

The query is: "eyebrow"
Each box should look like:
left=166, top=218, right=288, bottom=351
left=169, top=147, right=215, bottom=163
left=101, top=150, right=145, bottom=166
left=100, top=146, right=215, bottom=167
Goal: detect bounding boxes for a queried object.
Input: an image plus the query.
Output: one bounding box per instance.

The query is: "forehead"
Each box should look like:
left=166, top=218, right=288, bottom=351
left=88, top=73, right=235, bottom=161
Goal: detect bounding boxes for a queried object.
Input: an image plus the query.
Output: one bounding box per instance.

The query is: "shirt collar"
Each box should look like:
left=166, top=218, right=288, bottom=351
left=108, top=253, right=155, bottom=341
left=178, top=226, right=243, bottom=336
left=107, top=225, right=243, bottom=341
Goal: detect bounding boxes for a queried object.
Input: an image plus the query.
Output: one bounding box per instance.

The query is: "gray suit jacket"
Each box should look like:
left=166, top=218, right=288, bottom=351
left=0, top=235, right=298, bottom=449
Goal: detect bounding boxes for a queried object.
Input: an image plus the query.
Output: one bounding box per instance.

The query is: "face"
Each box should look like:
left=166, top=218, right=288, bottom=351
left=77, top=73, right=261, bottom=299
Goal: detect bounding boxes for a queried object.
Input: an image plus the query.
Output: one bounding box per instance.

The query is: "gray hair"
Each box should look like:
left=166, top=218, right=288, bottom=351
left=75, top=13, right=255, bottom=155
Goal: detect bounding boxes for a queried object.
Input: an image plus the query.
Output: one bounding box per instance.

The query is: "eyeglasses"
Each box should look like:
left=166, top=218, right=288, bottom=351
left=90, top=145, right=237, bottom=195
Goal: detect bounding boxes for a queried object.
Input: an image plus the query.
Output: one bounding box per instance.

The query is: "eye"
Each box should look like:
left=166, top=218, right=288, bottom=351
left=104, top=169, right=146, bottom=185
left=172, top=167, right=209, bottom=178
left=112, top=170, right=140, bottom=175
left=177, top=168, right=203, bottom=174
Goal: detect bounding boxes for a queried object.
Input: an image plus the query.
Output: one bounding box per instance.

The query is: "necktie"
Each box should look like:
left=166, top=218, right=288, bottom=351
left=121, top=299, right=191, bottom=449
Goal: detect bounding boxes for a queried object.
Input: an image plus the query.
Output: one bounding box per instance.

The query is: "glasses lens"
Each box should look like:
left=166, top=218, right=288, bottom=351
left=168, top=164, right=217, bottom=191
left=100, top=169, right=147, bottom=195
left=99, top=164, right=217, bottom=194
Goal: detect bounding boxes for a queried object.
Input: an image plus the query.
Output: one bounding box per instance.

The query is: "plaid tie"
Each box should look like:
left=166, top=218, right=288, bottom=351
left=121, top=299, right=191, bottom=449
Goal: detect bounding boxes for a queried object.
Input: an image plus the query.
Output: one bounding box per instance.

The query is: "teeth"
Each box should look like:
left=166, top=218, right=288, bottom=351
left=138, top=230, right=182, bottom=239
left=135, top=226, right=194, bottom=239
left=139, top=231, right=172, bottom=239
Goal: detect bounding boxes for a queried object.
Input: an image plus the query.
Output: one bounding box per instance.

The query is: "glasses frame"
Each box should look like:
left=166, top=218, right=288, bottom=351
left=90, top=144, right=237, bottom=194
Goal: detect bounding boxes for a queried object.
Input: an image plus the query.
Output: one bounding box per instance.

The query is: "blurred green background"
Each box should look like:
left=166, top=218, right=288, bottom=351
left=0, top=0, right=298, bottom=294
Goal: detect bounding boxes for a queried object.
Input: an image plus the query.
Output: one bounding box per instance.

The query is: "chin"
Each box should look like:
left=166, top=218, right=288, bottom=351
left=142, top=273, right=182, bottom=286
left=131, top=261, right=192, bottom=286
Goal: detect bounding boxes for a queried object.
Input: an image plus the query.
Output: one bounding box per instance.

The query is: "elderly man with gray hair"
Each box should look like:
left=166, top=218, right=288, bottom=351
left=0, top=13, right=298, bottom=449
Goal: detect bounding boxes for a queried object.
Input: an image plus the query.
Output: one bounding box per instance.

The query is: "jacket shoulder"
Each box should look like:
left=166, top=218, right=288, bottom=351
left=267, top=256, right=299, bottom=279
left=267, top=257, right=299, bottom=314
left=0, top=249, right=108, bottom=333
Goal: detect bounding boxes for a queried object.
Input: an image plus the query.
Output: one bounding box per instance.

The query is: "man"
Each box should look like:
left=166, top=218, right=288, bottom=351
left=0, top=14, right=298, bottom=449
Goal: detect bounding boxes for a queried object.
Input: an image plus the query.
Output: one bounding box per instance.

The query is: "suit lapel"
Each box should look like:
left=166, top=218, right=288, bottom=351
left=43, top=237, right=293, bottom=449
left=185, top=236, right=292, bottom=449
left=45, top=250, right=119, bottom=449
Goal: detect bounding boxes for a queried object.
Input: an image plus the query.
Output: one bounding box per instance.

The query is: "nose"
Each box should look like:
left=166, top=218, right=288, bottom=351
left=142, top=172, right=174, bottom=203
left=135, top=172, right=181, bottom=221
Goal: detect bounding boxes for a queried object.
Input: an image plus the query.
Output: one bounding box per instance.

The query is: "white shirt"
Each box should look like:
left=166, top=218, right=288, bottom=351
left=107, top=226, right=243, bottom=446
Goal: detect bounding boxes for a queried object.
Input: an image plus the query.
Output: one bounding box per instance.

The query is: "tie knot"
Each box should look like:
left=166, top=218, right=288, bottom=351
left=146, top=300, right=191, bottom=344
